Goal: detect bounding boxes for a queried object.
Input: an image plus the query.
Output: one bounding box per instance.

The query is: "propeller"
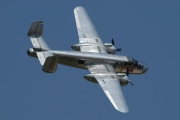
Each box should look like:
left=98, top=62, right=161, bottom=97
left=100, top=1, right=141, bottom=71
left=126, top=67, right=129, bottom=76
left=111, top=38, right=121, bottom=51
left=129, top=80, right=134, bottom=86
left=112, top=38, right=115, bottom=45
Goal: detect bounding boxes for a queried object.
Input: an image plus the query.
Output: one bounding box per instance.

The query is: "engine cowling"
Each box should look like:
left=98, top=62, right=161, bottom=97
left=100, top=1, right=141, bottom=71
left=117, top=73, right=131, bottom=86
left=104, top=43, right=116, bottom=54
left=120, top=75, right=130, bottom=86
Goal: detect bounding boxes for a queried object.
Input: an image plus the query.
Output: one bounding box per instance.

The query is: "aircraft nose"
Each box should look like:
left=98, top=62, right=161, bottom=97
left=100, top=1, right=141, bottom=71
left=138, top=62, right=148, bottom=73
left=143, top=64, right=148, bottom=73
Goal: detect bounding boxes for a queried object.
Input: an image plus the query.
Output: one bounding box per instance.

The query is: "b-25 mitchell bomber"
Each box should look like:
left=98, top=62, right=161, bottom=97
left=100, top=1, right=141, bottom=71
left=27, top=6, right=148, bottom=113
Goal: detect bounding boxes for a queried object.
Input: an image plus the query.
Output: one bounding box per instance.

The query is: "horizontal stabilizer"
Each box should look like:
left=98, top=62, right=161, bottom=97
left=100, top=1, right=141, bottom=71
left=36, top=51, right=53, bottom=65
left=42, top=56, right=58, bottom=73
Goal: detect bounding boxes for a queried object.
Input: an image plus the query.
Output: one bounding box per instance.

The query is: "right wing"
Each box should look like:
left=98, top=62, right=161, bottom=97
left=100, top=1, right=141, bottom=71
left=86, top=64, right=129, bottom=113
left=74, top=6, right=107, bottom=53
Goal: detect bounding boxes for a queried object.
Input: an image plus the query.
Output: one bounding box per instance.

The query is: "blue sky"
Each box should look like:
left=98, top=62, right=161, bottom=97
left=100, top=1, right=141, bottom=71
left=0, top=0, right=180, bottom=119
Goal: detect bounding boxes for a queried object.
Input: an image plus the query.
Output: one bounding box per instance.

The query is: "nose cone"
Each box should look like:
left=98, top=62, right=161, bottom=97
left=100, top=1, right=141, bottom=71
left=143, top=64, right=148, bottom=73
left=138, top=62, right=148, bottom=73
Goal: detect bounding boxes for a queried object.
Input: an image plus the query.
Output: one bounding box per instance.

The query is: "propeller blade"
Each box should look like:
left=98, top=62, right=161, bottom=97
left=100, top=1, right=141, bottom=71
left=112, top=38, right=122, bottom=52
left=126, top=67, right=129, bottom=76
left=112, top=39, right=115, bottom=45
left=116, top=48, right=122, bottom=51
left=129, top=80, right=134, bottom=86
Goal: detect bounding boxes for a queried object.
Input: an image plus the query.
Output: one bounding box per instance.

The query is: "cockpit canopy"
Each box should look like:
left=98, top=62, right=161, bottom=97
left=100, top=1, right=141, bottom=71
left=126, top=57, right=148, bottom=71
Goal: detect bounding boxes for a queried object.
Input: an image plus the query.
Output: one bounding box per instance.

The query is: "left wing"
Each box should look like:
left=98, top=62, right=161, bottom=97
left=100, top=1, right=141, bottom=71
left=86, top=64, right=129, bottom=113
left=74, top=6, right=107, bottom=53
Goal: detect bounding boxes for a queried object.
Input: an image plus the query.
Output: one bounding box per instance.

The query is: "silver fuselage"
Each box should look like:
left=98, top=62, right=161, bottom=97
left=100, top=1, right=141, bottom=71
left=50, top=50, right=147, bottom=74
left=28, top=50, right=148, bottom=74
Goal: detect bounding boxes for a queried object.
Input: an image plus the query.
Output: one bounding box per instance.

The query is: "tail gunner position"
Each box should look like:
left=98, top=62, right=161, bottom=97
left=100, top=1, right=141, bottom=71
left=27, top=6, right=148, bottom=113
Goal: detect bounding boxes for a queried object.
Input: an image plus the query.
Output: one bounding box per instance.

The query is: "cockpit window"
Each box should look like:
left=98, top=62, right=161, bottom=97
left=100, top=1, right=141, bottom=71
left=137, top=62, right=145, bottom=69
left=133, top=60, right=138, bottom=66
left=138, top=65, right=143, bottom=69
left=127, top=57, right=134, bottom=63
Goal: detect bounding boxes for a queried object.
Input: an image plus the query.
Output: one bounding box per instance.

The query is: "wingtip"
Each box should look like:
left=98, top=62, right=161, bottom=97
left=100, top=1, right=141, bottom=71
left=115, top=106, right=129, bottom=113
left=116, top=108, right=129, bottom=113
left=74, top=6, right=85, bottom=11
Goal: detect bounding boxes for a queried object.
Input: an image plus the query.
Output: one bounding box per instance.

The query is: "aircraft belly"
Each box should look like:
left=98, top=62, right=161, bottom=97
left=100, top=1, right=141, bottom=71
left=56, top=56, right=143, bottom=74
left=115, top=64, right=143, bottom=74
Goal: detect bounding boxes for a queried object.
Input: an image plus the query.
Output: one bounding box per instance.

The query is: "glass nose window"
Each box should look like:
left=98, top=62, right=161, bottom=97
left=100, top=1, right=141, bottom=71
left=138, top=62, right=144, bottom=69
left=134, top=60, right=138, bottom=66
left=138, top=64, right=144, bottom=69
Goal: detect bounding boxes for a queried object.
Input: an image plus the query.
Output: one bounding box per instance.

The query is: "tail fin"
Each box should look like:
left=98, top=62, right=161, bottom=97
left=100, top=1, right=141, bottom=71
left=28, top=21, right=50, bottom=51
left=28, top=21, right=58, bottom=73
left=28, top=21, right=51, bottom=65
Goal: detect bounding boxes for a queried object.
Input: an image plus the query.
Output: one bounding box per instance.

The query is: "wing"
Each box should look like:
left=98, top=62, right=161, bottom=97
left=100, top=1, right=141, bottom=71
left=74, top=7, right=128, bottom=112
left=86, top=64, right=129, bottom=113
left=74, top=6, right=107, bottom=53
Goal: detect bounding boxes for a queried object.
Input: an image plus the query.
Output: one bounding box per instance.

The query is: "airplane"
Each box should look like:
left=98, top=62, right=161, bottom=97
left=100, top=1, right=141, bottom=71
left=27, top=6, right=148, bottom=113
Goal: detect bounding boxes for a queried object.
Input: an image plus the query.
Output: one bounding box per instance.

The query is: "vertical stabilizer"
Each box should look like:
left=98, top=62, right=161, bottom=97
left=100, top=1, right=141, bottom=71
left=28, top=21, right=52, bottom=66
left=28, top=21, right=50, bottom=51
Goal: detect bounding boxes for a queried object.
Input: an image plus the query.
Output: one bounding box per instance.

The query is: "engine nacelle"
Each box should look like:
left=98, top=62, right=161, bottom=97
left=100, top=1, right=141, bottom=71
left=120, top=76, right=129, bottom=86
left=84, top=74, right=98, bottom=83
left=106, top=45, right=116, bottom=54
left=71, top=44, right=80, bottom=51
left=71, top=43, right=120, bottom=54
left=117, top=73, right=130, bottom=86
left=104, top=43, right=116, bottom=54
left=27, top=48, right=37, bottom=58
